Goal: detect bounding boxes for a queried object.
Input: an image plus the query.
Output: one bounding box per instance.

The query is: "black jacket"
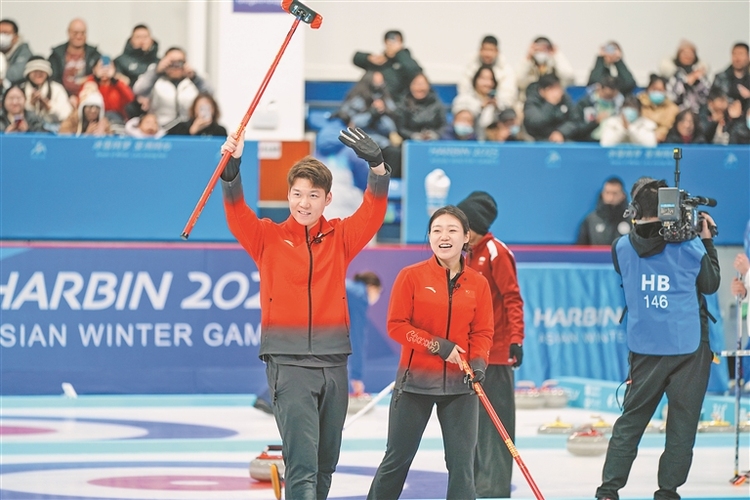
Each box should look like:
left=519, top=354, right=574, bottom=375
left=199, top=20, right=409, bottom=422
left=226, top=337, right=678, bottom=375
left=523, top=88, right=576, bottom=141
left=394, top=88, right=446, bottom=139
left=587, top=57, right=637, bottom=95
left=577, top=197, right=631, bottom=245
left=114, top=39, right=160, bottom=87
left=711, top=64, right=750, bottom=108
left=352, top=48, right=422, bottom=98
left=166, top=119, right=227, bottom=137
left=48, top=42, right=101, bottom=91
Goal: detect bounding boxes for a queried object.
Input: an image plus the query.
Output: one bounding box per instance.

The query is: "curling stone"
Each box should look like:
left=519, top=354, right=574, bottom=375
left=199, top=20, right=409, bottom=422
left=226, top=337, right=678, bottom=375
left=347, top=393, right=374, bottom=415
left=740, top=410, right=750, bottom=433
left=589, top=414, right=613, bottom=434
left=537, top=416, right=574, bottom=434
left=515, top=380, right=544, bottom=409
left=566, top=425, right=609, bottom=456
left=540, top=379, right=568, bottom=408
left=697, top=413, right=733, bottom=433
left=249, top=445, right=285, bottom=482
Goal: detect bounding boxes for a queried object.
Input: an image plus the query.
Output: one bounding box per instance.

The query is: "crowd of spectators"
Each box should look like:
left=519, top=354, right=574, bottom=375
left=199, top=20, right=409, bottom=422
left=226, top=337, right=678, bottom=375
left=1, top=18, right=748, bottom=150
left=0, top=18, right=226, bottom=139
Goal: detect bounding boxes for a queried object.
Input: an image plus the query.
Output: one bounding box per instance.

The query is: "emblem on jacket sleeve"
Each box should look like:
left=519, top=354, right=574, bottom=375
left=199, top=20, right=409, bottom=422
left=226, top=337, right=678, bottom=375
left=406, top=329, right=440, bottom=354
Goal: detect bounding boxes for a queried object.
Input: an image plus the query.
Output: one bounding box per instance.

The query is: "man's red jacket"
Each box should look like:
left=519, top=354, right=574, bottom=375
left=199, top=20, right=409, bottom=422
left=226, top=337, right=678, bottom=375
left=465, top=233, right=525, bottom=365
left=222, top=164, right=389, bottom=357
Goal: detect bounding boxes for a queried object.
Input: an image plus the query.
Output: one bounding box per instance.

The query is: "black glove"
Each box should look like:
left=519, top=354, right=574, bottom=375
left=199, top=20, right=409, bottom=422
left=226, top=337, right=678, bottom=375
left=509, top=343, right=523, bottom=368
left=464, top=368, right=485, bottom=389
left=338, top=127, right=384, bottom=168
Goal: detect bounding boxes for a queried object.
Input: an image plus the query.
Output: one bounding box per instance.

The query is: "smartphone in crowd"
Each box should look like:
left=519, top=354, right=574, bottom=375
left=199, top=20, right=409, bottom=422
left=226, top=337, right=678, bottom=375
left=199, top=103, right=212, bottom=121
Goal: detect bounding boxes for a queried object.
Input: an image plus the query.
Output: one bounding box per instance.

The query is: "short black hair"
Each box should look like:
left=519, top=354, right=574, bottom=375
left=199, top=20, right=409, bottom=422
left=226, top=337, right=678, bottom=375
left=0, top=19, right=18, bottom=34
left=623, top=94, right=641, bottom=112
left=538, top=73, right=560, bottom=89
left=481, top=35, right=498, bottom=47
left=599, top=75, right=618, bottom=90
left=384, top=30, right=402, bottom=42
left=472, top=64, right=497, bottom=91
left=708, top=86, right=727, bottom=101
left=353, top=271, right=381, bottom=288
left=631, top=177, right=666, bottom=219
left=164, top=47, right=185, bottom=57
left=132, top=24, right=149, bottom=33
left=733, top=42, right=749, bottom=53
left=533, top=36, right=552, bottom=47
left=604, top=176, right=625, bottom=189
left=647, top=73, right=667, bottom=89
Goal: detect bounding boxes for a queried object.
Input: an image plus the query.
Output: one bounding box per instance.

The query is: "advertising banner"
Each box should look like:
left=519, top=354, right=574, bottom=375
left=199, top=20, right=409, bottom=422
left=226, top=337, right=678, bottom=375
left=0, top=135, right=259, bottom=242
left=403, top=142, right=749, bottom=245
left=0, top=244, right=727, bottom=395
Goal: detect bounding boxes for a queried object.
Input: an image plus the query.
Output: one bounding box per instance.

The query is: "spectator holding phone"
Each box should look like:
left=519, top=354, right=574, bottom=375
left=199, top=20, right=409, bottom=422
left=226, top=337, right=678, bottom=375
left=353, top=30, right=422, bottom=98
left=133, top=47, right=212, bottom=128
left=58, top=82, right=112, bottom=136
left=84, top=54, right=134, bottom=124
left=458, top=35, right=518, bottom=110
left=452, top=64, right=503, bottom=141
left=166, top=92, right=227, bottom=137
left=587, top=41, right=637, bottom=95
left=518, top=36, right=575, bottom=100
left=20, top=56, right=72, bottom=129
left=0, top=84, right=46, bottom=133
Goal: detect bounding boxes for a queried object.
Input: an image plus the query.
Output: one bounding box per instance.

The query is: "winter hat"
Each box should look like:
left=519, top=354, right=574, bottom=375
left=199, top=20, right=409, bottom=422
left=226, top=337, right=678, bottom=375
left=457, top=191, right=498, bottom=235
left=23, top=56, right=52, bottom=78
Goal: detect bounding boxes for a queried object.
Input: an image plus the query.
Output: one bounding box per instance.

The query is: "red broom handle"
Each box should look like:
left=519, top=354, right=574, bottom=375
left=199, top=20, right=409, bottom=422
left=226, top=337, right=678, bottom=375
left=459, top=356, right=545, bottom=500
left=180, top=17, right=302, bottom=240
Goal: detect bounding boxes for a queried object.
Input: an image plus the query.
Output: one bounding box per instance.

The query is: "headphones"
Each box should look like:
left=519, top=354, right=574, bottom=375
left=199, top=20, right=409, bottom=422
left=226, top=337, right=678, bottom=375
left=624, top=178, right=667, bottom=220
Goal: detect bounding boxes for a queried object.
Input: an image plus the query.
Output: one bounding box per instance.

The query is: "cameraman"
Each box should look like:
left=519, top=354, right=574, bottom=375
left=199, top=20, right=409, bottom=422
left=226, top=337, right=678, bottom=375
left=595, top=177, right=720, bottom=500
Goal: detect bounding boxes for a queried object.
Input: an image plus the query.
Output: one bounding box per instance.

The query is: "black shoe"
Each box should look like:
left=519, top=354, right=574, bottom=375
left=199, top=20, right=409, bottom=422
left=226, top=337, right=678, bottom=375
left=253, top=397, right=274, bottom=415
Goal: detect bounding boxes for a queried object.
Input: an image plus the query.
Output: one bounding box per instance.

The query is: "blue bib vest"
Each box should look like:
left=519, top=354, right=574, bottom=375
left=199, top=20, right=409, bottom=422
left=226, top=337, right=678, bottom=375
left=615, top=236, right=705, bottom=355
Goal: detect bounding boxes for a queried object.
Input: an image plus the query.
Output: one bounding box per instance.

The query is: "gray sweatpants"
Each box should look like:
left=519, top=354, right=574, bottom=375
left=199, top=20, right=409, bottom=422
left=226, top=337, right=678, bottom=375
left=266, top=359, right=349, bottom=500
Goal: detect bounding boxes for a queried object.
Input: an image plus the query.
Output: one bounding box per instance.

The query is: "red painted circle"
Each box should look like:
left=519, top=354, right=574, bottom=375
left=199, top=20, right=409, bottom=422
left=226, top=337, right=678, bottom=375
left=88, top=475, right=268, bottom=491
left=0, top=425, right=55, bottom=435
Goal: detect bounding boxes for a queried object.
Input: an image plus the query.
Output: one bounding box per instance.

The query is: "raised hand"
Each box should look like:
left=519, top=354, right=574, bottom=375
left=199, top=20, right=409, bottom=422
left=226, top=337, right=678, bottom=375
left=338, top=127, right=384, bottom=168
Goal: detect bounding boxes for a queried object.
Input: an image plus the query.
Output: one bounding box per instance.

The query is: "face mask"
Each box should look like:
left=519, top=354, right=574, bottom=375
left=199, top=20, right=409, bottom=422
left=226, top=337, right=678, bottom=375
left=746, top=117, right=750, bottom=129
left=454, top=123, right=474, bottom=137
left=648, top=91, right=666, bottom=105
left=622, top=107, right=639, bottom=124
left=0, top=33, right=12, bottom=50
left=533, top=51, right=549, bottom=65
left=510, top=125, right=520, bottom=136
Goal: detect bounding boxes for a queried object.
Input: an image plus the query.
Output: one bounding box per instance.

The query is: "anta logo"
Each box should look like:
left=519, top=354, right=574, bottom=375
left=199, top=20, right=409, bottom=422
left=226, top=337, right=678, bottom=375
left=284, top=240, right=294, bottom=247
left=478, top=257, right=486, bottom=265
left=424, top=286, right=436, bottom=293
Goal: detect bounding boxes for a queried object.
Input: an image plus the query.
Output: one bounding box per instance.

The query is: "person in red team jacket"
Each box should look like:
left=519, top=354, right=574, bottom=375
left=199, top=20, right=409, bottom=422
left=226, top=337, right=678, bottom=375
left=368, top=205, right=494, bottom=500
left=219, top=127, right=390, bottom=500
left=457, top=191, right=524, bottom=498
